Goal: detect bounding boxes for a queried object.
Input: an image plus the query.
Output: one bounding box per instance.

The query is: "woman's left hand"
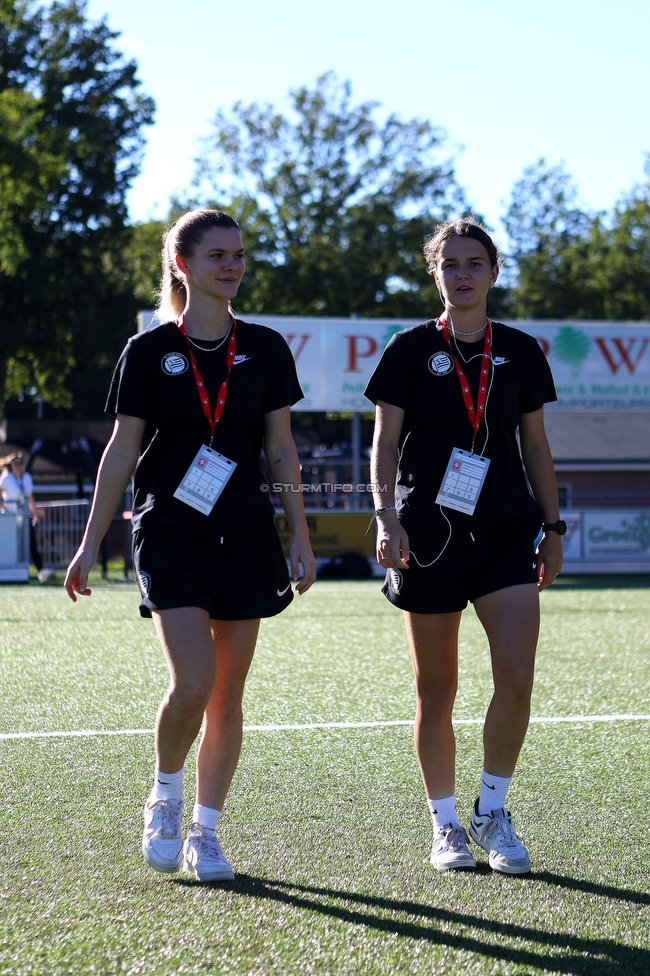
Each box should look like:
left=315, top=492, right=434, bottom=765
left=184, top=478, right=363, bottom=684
left=289, top=534, right=317, bottom=595
left=536, top=532, right=563, bottom=590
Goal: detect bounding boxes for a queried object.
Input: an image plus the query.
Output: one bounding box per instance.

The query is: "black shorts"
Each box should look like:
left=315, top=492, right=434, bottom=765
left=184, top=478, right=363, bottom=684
left=382, top=517, right=540, bottom=614
left=132, top=515, right=293, bottom=620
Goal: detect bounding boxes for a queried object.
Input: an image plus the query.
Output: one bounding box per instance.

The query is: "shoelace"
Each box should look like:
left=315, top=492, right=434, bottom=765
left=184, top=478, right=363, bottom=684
left=191, top=827, right=225, bottom=860
left=436, top=826, right=469, bottom=852
left=482, top=815, right=522, bottom=852
left=152, top=801, right=182, bottom=838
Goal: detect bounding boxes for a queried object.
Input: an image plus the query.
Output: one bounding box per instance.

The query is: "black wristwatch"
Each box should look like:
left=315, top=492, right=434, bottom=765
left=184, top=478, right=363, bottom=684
left=542, top=520, right=567, bottom=536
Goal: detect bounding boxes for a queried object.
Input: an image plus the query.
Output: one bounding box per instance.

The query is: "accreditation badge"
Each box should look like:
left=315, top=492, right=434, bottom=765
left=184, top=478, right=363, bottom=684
left=435, top=447, right=490, bottom=516
left=173, top=445, right=237, bottom=516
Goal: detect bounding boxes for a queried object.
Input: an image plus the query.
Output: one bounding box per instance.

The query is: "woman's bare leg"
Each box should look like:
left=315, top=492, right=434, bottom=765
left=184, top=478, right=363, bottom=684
left=404, top=611, right=462, bottom=799
left=196, top=618, right=260, bottom=810
left=473, top=583, right=540, bottom=777
left=152, top=607, right=216, bottom=773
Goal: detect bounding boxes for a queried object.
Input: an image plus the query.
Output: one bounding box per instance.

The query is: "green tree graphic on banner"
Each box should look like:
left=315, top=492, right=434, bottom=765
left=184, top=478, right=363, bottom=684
left=553, top=327, right=592, bottom=379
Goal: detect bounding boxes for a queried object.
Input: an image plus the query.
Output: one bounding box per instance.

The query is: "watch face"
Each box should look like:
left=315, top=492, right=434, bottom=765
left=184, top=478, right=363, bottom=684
left=557, top=519, right=567, bottom=536
left=545, top=520, right=567, bottom=535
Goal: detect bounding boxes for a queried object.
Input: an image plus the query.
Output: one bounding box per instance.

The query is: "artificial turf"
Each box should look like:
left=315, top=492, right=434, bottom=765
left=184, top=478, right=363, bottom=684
left=1, top=576, right=649, bottom=975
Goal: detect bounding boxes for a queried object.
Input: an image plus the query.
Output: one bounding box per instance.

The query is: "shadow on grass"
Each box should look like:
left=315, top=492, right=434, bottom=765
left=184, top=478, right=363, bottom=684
left=552, top=574, right=650, bottom=590
left=173, top=871, right=650, bottom=975
left=534, top=870, right=650, bottom=906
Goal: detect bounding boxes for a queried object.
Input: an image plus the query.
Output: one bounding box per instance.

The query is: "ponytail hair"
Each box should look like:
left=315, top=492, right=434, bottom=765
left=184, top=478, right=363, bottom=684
left=157, top=209, right=240, bottom=322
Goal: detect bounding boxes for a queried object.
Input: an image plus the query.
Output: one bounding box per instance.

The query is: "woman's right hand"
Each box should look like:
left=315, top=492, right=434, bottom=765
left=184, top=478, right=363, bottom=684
left=376, top=512, right=410, bottom=570
left=64, top=543, right=97, bottom=602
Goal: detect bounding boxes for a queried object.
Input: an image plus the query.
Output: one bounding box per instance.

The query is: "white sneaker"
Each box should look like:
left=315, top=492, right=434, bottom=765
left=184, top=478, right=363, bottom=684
left=142, top=798, right=184, bottom=873
left=430, top=824, right=476, bottom=871
left=469, top=800, right=531, bottom=874
left=183, top=823, right=234, bottom=882
left=38, top=568, right=54, bottom=583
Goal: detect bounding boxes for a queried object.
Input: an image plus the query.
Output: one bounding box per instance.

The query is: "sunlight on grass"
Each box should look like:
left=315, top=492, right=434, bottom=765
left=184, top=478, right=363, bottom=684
left=1, top=578, right=649, bottom=975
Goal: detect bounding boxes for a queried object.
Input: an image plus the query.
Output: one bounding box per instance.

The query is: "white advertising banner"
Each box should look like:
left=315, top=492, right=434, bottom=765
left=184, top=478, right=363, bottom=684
left=243, top=316, right=323, bottom=410
left=257, top=317, right=650, bottom=412
left=582, top=510, right=650, bottom=561
left=138, top=312, right=650, bottom=413
left=256, top=317, right=404, bottom=412
left=517, top=322, right=650, bottom=411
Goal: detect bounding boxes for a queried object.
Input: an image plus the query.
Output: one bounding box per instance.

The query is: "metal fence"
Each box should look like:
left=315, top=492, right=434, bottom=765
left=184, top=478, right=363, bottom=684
left=35, top=500, right=89, bottom=569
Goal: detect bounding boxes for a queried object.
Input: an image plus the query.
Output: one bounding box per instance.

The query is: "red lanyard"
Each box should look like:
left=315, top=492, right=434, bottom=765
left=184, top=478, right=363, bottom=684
left=439, top=312, right=492, bottom=452
left=177, top=313, right=237, bottom=448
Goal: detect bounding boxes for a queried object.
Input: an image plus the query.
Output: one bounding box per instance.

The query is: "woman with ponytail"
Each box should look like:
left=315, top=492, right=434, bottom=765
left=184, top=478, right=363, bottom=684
left=65, top=209, right=316, bottom=881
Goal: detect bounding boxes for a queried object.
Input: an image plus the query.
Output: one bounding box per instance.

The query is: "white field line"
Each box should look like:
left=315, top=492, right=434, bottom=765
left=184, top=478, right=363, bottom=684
left=1, top=714, right=650, bottom=741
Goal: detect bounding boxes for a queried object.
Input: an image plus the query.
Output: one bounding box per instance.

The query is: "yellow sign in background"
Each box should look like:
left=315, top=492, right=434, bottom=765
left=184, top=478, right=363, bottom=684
left=275, top=512, right=375, bottom=560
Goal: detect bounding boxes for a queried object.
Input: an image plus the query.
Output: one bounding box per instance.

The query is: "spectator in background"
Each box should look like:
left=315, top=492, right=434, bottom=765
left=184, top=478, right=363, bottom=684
left=0, top=453, right=52, bottom=582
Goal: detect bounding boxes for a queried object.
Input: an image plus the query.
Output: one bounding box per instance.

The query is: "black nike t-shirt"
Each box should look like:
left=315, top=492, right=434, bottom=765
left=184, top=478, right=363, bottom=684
left=106, top=319, right=304, bottom=532
left=364, top=319, right=557, bottom=530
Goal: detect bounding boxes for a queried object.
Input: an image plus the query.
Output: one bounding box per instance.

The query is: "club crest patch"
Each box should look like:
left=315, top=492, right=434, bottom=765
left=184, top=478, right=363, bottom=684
left=161, top=352, right=189, bottom=375
left=428, top=351, right=454, bottom=376
left=138, top=572, right=151, bottom=596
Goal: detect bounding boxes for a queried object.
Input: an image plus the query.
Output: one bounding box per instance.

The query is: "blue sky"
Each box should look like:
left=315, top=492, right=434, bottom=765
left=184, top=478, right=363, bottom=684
left=87, top=0, right=650, bottom=245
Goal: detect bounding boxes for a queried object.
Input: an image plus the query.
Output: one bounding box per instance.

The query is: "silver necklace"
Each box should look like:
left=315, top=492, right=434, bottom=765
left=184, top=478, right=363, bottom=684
left=446, top=316, right=489, bottom=338
left=184, top=327, right=232, bottom=352
left=449, top=318, right=491, bottom=365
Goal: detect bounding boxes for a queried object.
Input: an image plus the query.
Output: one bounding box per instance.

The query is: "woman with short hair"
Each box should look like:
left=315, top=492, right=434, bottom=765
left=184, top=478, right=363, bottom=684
left=366, top=218, right=563, bottom=874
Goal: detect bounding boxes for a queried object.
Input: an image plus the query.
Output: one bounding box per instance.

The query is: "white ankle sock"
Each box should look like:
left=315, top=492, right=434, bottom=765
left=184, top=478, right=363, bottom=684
left=427, top=795, right=460, bottom=830
left=192, top=803, right=221, bottom=833
left=478, top=770, right=512, bottom=815
left=150, top=765, right=184, bottom=802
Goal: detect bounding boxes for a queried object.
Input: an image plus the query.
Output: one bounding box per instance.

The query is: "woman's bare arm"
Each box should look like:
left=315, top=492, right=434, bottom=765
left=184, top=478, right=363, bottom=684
left=519, top=407, right=563, bottom=590
left=64, top=414, right=146, bottom=601
left=263, top=405, right=316, bottom=594
left=370, top=401, right=410, bottom=569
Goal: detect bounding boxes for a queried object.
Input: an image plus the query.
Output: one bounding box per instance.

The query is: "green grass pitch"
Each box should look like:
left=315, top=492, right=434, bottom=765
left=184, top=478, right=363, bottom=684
left=1, top=575, right=649, bottom=975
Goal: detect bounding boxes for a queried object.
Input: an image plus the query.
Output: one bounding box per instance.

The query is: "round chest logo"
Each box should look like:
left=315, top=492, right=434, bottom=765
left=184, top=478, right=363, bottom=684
left=161, top=352, right=189, bottom=375
left=428, top=351, right=454, bottom=376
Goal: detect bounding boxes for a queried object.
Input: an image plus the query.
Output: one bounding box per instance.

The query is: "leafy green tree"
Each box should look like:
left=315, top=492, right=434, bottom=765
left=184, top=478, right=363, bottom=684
left=503, top=159, right=595, bottom=318
left=0, top=0, right=154, bottom=418
left=193, top=73, right=467, bottom=318
left=505, top=157, right=650, bottom=320
left=591, top=182, right=650, bottom=320
left=123, top=219, right=167, bottom=308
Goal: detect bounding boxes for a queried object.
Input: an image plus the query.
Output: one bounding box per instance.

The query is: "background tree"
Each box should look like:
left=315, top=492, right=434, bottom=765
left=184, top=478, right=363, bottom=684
left=590, top=166, right=650, bottom=319
left=503, top=159, right=594, bottom=318
left=504, top=157, right=650, bottom=320
left=124, top=218, right=167, bottom=308
left=0, top=0, right=154, bottom=419
left=192, top=73, right=471, bottom=318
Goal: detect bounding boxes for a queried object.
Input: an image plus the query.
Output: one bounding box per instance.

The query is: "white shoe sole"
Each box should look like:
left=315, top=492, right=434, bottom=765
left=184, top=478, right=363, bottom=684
left=487, top=851, right=531, bottom=875
left=469, top=826, right=531, bottom=875
left=430, top=854, right=476, bottom=871
left=142, top=840, right=182, bottom=874
left=183, top=856, right=234, bottom=882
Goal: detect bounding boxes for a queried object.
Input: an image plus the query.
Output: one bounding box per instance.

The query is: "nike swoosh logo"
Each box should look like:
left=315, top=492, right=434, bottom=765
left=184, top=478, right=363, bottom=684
left=482, top=781, right=496, bottom=789
left=277, top=583, right=291, bottom=597
left=233, top=355, right=251, bottom=364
